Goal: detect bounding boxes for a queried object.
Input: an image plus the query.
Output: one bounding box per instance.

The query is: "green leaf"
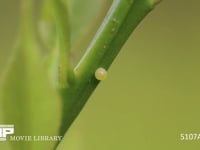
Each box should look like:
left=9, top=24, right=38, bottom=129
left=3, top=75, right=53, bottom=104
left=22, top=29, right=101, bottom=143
left=0, top=36, right=61, bottom=150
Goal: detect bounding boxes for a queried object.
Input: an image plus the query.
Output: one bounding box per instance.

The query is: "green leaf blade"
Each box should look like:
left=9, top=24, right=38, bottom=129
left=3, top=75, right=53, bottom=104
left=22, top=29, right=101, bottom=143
left=0, top=44, right=61, bottom=150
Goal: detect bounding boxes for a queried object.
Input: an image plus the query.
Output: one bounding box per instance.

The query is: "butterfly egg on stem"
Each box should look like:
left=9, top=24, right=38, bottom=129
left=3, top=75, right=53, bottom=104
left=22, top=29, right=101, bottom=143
left=95, top=67, right=107, bottom=81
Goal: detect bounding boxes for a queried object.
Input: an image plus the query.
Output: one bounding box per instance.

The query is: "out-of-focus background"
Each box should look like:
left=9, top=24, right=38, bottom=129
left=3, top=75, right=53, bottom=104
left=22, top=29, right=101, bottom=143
left=1, top=0, right=200, bottom=149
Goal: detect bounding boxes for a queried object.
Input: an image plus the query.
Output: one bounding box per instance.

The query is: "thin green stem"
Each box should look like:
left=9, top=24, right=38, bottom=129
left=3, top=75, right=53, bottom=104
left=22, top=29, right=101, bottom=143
left=50, top=0, right=74, bottom=88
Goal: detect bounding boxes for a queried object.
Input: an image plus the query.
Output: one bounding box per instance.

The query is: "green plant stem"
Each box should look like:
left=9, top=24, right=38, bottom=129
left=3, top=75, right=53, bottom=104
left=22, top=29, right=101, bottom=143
left=50, top=0, right=74, bottom=88
left=59, top=0, right=161, bottom=136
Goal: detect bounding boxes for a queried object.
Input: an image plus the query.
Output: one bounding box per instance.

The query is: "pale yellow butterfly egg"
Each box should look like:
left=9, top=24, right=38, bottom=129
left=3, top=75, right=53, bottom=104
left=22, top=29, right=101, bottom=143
left=95, top=68, right=107, bottom=81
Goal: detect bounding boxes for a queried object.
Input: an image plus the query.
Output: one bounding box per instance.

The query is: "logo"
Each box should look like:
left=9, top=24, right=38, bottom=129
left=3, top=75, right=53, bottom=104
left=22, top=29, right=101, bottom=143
left=0, top=124, right=62, bottom=142
left=0, top=125, right=14, bottom=141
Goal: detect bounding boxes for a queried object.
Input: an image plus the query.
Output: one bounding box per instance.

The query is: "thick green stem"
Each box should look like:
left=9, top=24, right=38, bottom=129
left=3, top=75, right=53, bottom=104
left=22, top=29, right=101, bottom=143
left=59, top=0, right=161, bottom=136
